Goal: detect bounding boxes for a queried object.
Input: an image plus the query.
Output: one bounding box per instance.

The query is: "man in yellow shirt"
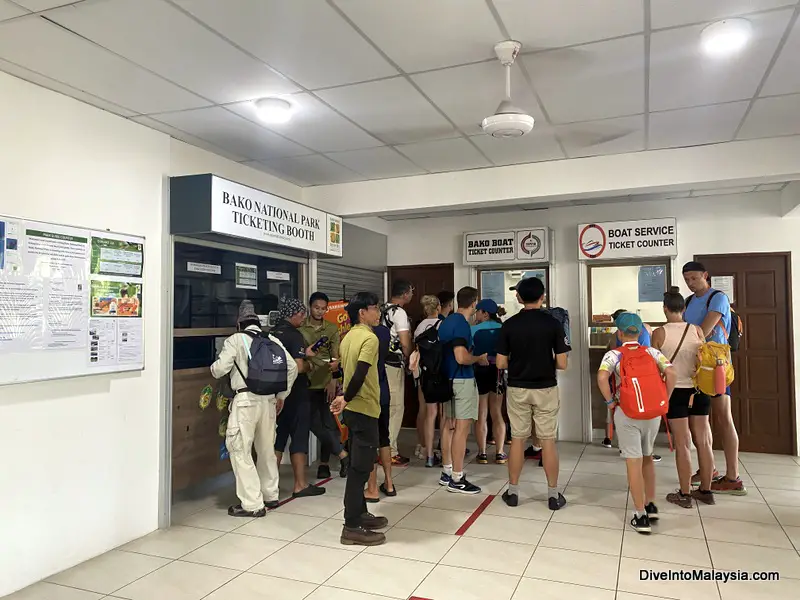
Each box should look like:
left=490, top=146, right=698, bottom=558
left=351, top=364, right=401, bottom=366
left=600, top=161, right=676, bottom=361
left=330, top=292, right=387, bottom=546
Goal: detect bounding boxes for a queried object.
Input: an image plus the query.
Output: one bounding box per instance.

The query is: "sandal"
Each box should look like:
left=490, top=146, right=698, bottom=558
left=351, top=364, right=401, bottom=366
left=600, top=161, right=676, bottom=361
left=380, top=483, right=397, bottom=497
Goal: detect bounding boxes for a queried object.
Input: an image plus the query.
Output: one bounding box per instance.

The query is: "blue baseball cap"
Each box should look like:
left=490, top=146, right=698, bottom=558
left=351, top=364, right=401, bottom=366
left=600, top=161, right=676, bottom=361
left=476, top=299, right=498, bottom=314
left=615, top=312, right=643, bottom=335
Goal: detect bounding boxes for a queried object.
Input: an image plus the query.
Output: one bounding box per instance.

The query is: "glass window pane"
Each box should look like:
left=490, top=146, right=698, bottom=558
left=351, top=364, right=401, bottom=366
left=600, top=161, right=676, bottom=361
left=590, top=263, right=667, bottom=324
left=480, top=267, right=548, bottom=319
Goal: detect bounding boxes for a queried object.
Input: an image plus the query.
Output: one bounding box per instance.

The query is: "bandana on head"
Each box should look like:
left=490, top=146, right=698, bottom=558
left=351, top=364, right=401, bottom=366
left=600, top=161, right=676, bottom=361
left=279, top=297, right=306, bottom=321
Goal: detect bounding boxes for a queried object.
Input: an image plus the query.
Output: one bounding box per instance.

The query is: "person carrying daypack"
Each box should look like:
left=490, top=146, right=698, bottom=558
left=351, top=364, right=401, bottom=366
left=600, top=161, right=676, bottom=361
left=597, top=312, right=677, bottom=535
left=211, top=300, right=297, bottom=518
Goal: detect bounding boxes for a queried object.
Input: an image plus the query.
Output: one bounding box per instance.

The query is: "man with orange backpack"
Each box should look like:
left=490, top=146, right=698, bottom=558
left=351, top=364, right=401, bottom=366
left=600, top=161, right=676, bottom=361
left=597, top=313, right=677, bottom=534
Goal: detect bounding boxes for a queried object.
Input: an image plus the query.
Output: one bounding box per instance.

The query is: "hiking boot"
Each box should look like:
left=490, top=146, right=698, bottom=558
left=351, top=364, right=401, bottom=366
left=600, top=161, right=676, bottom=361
left=602, top=437, right=613, bottom=448
left=341, top=526, right=386, bottom=546
left=666, top=491, right=693, bottom=509
left=317, top=464, right=331, bottom=479
left=339, top=455, right=349, bottom=478
left=692, top=489, right=716, bottom=505
left=630, top=514, right=652, bottom=534
left=228, top=504, right=266, bottom=518
left=360, top=512, right=389, bottom=530
left=502, top=490, right=518, bottom=507
left=645, top=502, right=660, bottom=521
left=495, top=452, right=508, bottom=464
left=691, top=469, right=721, bottom=487
left=476, top=453, right=489, bottom=464
left=548, top=493, right=567, bottom=511
left=711, top=477, right=747, bottom=495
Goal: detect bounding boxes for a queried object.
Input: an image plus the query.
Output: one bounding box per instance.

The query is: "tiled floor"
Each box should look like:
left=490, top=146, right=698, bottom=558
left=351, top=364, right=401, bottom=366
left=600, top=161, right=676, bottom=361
left=8, top=440, right=800, bottom=600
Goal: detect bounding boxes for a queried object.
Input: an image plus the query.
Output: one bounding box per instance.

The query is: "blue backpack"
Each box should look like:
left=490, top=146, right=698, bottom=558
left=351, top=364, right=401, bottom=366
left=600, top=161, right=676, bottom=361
left=234, top=331, right=288, bottom=396
left=544, top=307, right=571, bottom=346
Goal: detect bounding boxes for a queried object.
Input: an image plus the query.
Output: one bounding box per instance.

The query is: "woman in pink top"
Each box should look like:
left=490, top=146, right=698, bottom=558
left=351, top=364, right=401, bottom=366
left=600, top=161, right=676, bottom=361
left=651, top=288, right=715, bottom=509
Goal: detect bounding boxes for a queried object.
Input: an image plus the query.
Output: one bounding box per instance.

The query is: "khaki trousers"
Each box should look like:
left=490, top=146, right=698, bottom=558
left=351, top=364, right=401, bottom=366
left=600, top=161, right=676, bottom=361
left=226, top=394, right=280, bottom=512
left=386, top=365, right=405, bottom=456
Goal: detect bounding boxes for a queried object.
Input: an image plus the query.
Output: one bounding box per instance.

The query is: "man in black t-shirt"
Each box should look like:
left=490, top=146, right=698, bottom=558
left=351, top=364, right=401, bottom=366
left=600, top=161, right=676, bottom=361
left=496, top=277, right=570, bottom=511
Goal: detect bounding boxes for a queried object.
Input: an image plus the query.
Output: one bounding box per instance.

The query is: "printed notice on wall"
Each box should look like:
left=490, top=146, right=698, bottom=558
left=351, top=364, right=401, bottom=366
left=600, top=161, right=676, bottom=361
left=0, top=213, right=145, bottom=386
left=711, top=275, right=735, bottom=304
left=235, top=263, right=258, bottom=290
left=187, top=261, right=221, bottom=275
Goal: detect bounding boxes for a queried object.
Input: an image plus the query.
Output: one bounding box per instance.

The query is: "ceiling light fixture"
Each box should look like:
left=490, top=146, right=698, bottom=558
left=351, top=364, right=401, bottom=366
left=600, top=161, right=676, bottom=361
left=700, top=18, right=752, bottom=57
left=254, top=97, right=293, bottom=124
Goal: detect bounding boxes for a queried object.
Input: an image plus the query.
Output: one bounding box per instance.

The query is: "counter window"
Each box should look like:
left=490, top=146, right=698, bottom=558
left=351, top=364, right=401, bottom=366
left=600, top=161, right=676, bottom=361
left=588, top=260, right=671, bottom=326
left=478, top=267, right=549, bottom=319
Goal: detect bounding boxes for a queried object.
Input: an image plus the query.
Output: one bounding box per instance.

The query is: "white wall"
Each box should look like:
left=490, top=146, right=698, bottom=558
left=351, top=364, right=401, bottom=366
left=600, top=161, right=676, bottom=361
left=387, top=191, right=800, bottom=452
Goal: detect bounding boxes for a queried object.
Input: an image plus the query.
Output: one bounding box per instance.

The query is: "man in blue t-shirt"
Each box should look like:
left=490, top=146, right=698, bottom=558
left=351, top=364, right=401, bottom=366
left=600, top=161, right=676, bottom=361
left=437, top=286, right=488, bottom=494
left=682, top=261, right=745, bottom=495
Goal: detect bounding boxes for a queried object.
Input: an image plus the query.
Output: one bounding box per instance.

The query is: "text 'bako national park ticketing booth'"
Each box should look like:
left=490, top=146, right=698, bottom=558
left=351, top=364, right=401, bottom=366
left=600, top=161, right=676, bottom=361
left=168, top=174, right=343, bottom=504
left=578, top=218, right=677, bottom=438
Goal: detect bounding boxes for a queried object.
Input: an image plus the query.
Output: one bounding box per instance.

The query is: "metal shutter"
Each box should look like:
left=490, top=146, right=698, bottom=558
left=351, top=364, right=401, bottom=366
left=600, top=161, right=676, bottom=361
left=317, top=261, right=384, bottom=303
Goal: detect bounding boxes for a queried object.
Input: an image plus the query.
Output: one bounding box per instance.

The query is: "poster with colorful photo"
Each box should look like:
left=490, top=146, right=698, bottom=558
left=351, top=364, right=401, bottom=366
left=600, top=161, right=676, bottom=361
left=324, top=300, right=351, bottom=339
left=91, top=237, right=143, bottom=277
left=90, top=280, right=142, bottom=317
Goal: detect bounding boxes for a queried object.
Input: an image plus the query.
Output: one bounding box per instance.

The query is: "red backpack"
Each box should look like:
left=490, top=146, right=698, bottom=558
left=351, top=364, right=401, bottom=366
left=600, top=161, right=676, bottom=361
left=617, top=345, right=668, bottom=420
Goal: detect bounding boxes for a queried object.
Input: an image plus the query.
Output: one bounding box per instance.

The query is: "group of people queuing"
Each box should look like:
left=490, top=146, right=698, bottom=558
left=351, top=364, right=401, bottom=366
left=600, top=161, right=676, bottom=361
left=597, top=261, right=745, bottom=534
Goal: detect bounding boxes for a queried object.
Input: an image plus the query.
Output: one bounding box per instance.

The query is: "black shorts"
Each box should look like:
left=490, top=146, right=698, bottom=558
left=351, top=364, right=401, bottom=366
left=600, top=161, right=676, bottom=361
left=275, top=387, right=311, bottom=454
left=667, top=388, right=711, bottom=419
left=378, top=402, right=390, bottom=448
left=475, top=365, right=500, bottom=396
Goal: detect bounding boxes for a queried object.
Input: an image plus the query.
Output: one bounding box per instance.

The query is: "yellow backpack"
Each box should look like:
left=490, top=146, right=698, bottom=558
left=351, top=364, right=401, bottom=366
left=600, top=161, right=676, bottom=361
left=693, top=342, right=734, bottom=396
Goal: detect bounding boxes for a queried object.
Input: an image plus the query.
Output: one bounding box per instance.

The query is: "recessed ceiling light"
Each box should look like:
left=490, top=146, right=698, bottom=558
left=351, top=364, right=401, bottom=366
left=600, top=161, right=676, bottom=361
left=254, top=97, right=293, bottom=124
left=700, top=18, right=752, bottom=57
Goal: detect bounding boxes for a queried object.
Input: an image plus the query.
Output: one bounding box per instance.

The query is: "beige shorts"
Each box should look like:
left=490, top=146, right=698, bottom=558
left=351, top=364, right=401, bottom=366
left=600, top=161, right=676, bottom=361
left=443, top=378, right=479, bottom=421
left=507, top=386, right=560, bottom=441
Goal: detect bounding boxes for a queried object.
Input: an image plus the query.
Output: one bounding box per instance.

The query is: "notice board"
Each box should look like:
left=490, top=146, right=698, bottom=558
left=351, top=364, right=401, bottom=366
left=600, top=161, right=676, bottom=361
left=0, top=214, right=145, bottom=386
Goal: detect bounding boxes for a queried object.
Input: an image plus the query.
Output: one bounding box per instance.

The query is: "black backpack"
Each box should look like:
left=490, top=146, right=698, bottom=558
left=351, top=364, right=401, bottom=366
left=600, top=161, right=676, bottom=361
left=234, top=330, right=289, bottom=395
left=380, top=303, right=404, bottom=367
left=685, top=291, right=742, bottom=352
left=415, top=322, right=452, bottom=403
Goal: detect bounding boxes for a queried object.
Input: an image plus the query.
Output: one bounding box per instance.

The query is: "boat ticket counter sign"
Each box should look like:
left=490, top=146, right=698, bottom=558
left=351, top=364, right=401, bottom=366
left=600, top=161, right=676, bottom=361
left=578, top=218, right=677, bottom=261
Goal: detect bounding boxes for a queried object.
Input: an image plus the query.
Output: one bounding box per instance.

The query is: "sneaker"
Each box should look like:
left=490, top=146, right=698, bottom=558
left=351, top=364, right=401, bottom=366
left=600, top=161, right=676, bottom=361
left=645, top=502, right=660, bottom=521
left=502, top=490, right=518, bottom=507
left=414, top=444, right=425, bottom=460
left=341, top=525, right=386, bottom=546
left=548, top=493, right=567, bottom=511
left=228, top=504, right=266, bottom=518
left=391, top=455, right=410, bottom=466
left=602, top=437, right=613, bottom=448
left=691, top=469, right=721, bottom=487
left=438, top=472, right=452, bottom=486
left=711, top=477, right=748, bottom=496
left=495, top=452, right=508, bottom=464
left=425, top=456, right=436, bottom=468
left=525, top=446, right=542, bottom=460
left=339, top=455, right=349, bottom=478
left=692, top=489, right=716, bottom=505
left=447, top=477, right=482, bottom=494
left=653, top=455, right=662, bottom=463
left=316, top=464, right=331, bottom=479
left=666, top=491, right=693, bottom=509
left=630, top=513, right=652, bottom=534
left=360, top=512, right=389, bottom=530
left=476, top=453, right=489, bottom=464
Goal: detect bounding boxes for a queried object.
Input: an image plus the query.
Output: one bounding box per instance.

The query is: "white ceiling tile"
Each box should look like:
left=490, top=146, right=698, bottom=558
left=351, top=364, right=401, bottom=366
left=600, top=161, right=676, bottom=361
left=316, top=77, right=457, bottom=144
left=648, top=102, right=749, bottom=149
left=412, top=62, right=544, bottom=136
left=0, top=1, right=27, bottom=21
left=333, top=0, right=501, bottom=72
left=325, top=147, right=426, bottom=179
left=737, top=93, right=800, bottom=139
left=256, top=154, right=364, bottom=186
left=557, top=114, right=645, bottom=158
left=651, top=0, right=796, bottom=29
left=47, top=0, right=298, bottom=104
left=761, top=18, right=800, bottom=96
left=0, top=16, right=208, bottom=113
left=691, top=186, right=757, bottom=196
left=173, top=0, right=397, bottom=89
left=13, top=0, right=78, bottom=10
left=395, top=137, right=491, bottom=173
left=649, top=9, right=793, bottom=111
left=0, top=56, right=137, bottom=117
left=496, top=0, right=643, bottom=49
left=130, top=115, right=248, bottom=162
left=755, top=182, right=788, bottom=191
left=150, top=107, right=310, bottom=160
left=521, top=36, right=645, bottom=124
left=470, top=130, right=565, bottom=166
left=227, top=93, right=383, bottom=153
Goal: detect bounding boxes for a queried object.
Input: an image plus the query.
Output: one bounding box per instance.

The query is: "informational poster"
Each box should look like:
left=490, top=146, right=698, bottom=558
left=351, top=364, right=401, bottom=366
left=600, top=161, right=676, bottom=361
left=711, top=275, right=735, bottom=304
left=235, top=263, right=258, bottom=290
left=480, top=271, right=506, bottom=305
left=0, top=214, right=144, bottom=386
left=638, top=266, right=666, bottom=302
left=464, top=228, right=550, bottom=265
left=578, top=218, right=677, bottom=260
left=324, top=300, right=351, bottom=340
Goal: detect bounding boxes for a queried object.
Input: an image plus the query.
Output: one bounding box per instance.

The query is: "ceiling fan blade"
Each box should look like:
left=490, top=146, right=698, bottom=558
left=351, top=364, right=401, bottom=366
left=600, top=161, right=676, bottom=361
left=557, top=128, right=635, bottom=147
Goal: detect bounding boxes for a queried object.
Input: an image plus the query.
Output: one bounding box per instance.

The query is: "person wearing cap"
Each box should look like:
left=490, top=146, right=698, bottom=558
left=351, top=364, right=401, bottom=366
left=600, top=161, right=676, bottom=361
left=471, top=298, right=508, bottom=465
left=211, top=300, right=298, bottom=517
left=682, top=261, right=745, bottom=495
left=597, top=312, right=676, bottom=534
left=272, top=297, right=326, bottom=498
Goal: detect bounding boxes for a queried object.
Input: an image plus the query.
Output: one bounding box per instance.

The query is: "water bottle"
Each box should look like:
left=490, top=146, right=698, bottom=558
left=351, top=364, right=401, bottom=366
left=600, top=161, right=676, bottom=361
left=714, top=358, right=726, bottom=396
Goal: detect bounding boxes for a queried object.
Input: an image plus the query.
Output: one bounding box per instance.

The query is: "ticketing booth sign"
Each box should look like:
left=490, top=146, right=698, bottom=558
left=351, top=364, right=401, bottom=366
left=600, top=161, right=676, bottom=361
left=464, top=227, right=549, bottom=265
left=577, top=218, right=677, bottom=260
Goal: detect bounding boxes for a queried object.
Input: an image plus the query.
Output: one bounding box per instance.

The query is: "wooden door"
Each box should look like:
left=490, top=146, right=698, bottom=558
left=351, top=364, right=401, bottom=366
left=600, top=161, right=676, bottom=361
left=696, top=253, right=795, bottom=455
left=387, top=263, right=455, bottom=430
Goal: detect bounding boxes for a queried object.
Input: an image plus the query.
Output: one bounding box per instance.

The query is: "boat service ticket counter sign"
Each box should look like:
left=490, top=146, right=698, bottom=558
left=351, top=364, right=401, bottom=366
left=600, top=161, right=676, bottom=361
left=578, top=218, right=677, bottom=260
left=464, top=227, right=550, bottom=265
left=170, top=174, right=343, bottom=258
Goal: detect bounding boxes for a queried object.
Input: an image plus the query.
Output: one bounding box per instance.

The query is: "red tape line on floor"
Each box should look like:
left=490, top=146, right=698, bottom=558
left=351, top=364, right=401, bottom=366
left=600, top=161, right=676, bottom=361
left=275, top=477, right=334, bottom=508
left=454, top=494, right=495, bottom=536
